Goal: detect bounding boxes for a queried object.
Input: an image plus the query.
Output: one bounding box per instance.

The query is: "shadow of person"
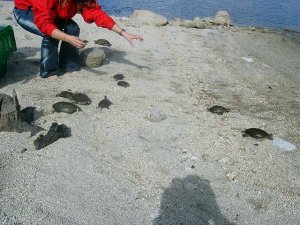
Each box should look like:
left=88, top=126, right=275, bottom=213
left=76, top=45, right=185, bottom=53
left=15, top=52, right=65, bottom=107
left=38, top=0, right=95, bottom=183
left=0, top=47, right=40, bottom=87
left=153, top=175, right=229, bottom=225
left=103, top=48, right=151, bottom=70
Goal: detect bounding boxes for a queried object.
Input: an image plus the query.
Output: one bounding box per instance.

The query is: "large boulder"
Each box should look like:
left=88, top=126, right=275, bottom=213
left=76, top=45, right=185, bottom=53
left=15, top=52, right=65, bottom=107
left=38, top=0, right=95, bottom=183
left=80, top=48, right=106, bottom=68
left=129, top=10, right=168, bottom=27
left=213, top=10, right=231, bottom=26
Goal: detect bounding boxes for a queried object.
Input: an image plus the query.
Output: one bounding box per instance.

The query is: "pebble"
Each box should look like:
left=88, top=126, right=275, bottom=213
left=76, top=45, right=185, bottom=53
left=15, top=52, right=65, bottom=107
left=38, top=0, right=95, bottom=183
left=226, top=172, right=237, bottom=181
left=145, top=109, right=167, bottom=122
left=241, top=57, right=254, bottom=63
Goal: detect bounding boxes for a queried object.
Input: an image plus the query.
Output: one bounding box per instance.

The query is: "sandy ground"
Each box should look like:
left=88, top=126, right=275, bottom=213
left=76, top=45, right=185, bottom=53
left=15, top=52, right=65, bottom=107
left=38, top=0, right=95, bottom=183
left=1, top=2, right=300, bottom=225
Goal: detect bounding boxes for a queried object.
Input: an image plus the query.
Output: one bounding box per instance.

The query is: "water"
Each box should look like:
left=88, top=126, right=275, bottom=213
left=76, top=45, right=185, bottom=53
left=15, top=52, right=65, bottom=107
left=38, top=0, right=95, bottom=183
left=99, top=0, right=300, bottom=31
left=3, top=0, right=300, bottom=31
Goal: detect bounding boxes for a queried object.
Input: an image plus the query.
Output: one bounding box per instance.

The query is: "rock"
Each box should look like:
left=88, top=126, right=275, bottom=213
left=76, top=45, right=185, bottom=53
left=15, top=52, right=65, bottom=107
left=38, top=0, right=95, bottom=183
left=213, top=11, right=231, bottom=26
left=168, top=18, right=185, bottom=26
left=169, top=18, right=206, bottom=29
left=226, top=172, right=237, bottom=181
left=129, top=10, right=168, bottom=27
left=193, top=20, right=206, bottom=29
left=145, top=109, right=167, bottom=122
left=80, top=48, right=106, bottom=68
left=34, top=123, right=71, bottom=150
left=0, top=91, right=43, bottom=136
left=261, top=28, right=269, bottom=33
left=203, top=17, right=214, bottom=24
left=249, top=26, right=256, bottom=31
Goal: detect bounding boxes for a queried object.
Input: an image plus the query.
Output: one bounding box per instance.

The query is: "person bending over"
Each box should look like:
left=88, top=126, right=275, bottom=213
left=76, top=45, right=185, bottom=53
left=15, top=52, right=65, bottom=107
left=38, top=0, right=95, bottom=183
left=13, top=0, right=144, bottom=79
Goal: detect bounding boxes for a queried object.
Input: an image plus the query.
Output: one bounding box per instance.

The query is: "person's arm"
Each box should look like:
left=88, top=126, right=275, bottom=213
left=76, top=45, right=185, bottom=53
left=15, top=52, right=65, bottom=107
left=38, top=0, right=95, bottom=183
left=111, top=24, right=144, bottom=46
left=81, top=1, right=143, bottom=45
left=51, top=29, right=88, bottom=49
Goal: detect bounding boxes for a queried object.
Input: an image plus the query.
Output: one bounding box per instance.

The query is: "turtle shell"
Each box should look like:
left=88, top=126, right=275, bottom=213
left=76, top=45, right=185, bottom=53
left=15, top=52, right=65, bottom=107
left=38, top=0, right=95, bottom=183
left=53, top=102, right=82, bottom=114
left=72, top=93, right=92, bottom=105
left=242, top=128, right=273, bottom=140
left=56, top=91, right=74, bottom=100
left=94, top=39, right=111, bottom=47
left=98, top=96, right=112, bottom=109
left=113, top=74, right=125, bottom=81
left=208, top=105, right=230, bottom=115
left=117, top=81, right=130, bottom=88
left=20, top=106, right=36, bottom=124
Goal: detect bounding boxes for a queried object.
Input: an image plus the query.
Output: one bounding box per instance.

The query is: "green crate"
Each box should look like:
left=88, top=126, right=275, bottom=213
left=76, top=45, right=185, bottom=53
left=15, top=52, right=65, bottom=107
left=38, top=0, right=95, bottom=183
left=0, top=25, right=17, bottom=77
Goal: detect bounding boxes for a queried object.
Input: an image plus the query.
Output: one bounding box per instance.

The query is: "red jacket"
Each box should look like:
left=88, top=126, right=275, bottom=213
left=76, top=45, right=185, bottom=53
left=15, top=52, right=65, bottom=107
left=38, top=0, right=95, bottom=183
left=14, top=0, right=116, bottom=36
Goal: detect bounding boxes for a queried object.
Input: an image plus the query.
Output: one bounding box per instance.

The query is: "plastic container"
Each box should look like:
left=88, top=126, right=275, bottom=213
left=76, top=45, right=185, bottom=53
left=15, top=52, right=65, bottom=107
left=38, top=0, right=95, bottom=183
left=0, top=25, right=17, bottom=77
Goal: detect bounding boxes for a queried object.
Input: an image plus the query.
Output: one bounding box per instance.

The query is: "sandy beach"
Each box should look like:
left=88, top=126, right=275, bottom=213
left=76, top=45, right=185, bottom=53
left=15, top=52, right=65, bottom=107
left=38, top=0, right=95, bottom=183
left=1, top=1, right=300, bottom=225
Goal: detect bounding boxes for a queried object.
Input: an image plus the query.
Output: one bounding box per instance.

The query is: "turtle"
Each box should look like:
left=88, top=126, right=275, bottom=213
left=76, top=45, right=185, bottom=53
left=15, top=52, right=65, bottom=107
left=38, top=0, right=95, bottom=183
left=20, top=106, right=36, bottom=124
left=94, top=39, right=111, bottom=47
left=117, top=81, right=130, bottom=88
left=56, top=91, right=74, bottom=100
left=98, top=96, right=112, bottom=109
left=242, top=128, right=273, bottom=140
left=34, top=122, right=71, bottom=150
left=113, top=74, right=125, bottom=81
left=208, top=105, right=230, bottom=115
left=52, top=102, right=82, bottom=114
left=71, top=92, right=92, bottom=105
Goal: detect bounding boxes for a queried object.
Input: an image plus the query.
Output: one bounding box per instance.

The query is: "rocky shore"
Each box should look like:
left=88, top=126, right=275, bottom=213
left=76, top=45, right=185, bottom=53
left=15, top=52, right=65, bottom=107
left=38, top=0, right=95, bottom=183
left=0, top=1, right=300, bottom=225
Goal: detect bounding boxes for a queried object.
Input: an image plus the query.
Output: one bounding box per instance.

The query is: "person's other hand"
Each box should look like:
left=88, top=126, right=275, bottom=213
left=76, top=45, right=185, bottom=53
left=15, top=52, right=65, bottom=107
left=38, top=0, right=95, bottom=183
left=122, top=32, right=144, bottom=46
left=65, top=35, right=88, bottom=49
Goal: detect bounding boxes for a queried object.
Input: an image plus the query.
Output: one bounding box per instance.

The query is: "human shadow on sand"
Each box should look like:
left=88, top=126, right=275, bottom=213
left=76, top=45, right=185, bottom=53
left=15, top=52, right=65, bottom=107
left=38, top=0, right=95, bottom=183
left=103, top=49, right=151, bottom=70
left=0, top=47, right=40, bottom=87
left=153, top=175, right=230, bottom=225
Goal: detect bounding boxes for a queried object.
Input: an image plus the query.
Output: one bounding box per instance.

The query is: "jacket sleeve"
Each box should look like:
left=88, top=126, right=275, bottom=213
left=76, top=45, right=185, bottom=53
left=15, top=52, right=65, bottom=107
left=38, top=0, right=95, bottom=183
left=80, top=0, right=116, bottom=30
left=32, top=0, right=57, bottom=36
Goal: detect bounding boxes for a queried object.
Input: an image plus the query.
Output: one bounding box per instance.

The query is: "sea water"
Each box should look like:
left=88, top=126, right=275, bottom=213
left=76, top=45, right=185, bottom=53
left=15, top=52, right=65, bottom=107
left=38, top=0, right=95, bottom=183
left=100, top=0, right=300, bottom=31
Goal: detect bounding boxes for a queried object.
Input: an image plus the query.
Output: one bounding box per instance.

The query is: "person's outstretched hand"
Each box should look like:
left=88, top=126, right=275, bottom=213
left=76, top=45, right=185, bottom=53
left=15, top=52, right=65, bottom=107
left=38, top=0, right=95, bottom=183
left=65, top=35, right=88, bottom=49
left=122, top=32, right=144, bottom=46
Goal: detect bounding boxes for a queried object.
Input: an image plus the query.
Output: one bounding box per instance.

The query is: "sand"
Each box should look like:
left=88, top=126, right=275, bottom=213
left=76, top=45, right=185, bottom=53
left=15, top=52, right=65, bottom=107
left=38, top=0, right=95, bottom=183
left=0, top=2, right=300, bottom=225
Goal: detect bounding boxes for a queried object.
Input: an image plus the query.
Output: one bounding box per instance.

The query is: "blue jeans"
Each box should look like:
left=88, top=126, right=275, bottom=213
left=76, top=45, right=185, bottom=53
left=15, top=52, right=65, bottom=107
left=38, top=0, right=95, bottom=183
left=13, top=8, right=80, bottom=78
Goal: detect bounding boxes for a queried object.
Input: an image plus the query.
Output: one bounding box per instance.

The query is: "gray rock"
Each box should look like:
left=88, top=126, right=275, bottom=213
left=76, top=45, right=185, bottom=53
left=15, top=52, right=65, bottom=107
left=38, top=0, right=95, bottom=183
left=145, top=109, right=167, bottom=122
left=213, top=11, right=231, bottom=26
left=80, top=48, right=106, bottom=68
left=249, top=26, right=256, bottom=31
left=169, top=19, right=206, bottom=29
left=129, top=10, right=168, bottom=27
left=193, top=20, right=206, bottom=29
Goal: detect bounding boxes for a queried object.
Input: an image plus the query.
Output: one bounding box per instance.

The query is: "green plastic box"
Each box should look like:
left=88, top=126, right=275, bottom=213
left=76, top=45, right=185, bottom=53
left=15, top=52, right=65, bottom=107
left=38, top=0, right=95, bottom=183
left=0, top=25, right=17, bottom=77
